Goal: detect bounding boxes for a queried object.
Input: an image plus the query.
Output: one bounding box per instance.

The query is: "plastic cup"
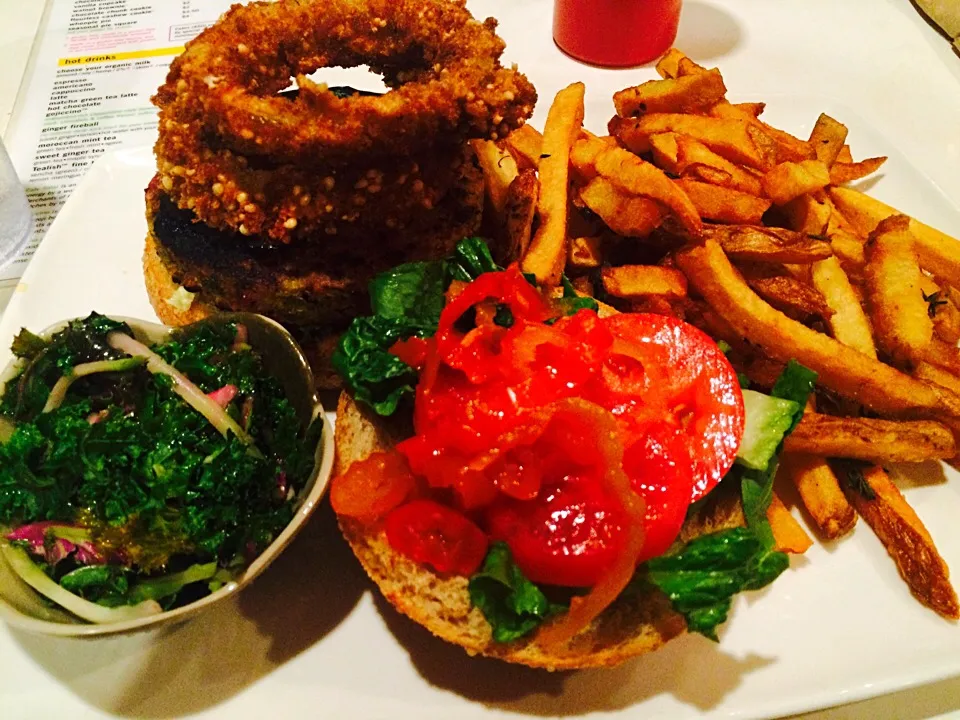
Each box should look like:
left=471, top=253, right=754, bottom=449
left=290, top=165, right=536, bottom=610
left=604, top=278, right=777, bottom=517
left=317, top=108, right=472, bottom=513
left=553, top=0, right=682, bottom=68
left=0, top=140, right=33, bottom=270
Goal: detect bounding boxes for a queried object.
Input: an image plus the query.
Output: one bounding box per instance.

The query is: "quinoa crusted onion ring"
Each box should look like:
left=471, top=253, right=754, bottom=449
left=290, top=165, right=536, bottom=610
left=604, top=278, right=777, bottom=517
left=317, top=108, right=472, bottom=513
left=155, top=0, right=536, bottom=166
left=154, top=106, right=479, bottom=241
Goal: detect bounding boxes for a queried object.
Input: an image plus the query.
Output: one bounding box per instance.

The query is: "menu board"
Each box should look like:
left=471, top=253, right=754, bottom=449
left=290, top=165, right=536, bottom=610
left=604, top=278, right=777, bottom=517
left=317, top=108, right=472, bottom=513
left=1, top=0, right=236, bottom=287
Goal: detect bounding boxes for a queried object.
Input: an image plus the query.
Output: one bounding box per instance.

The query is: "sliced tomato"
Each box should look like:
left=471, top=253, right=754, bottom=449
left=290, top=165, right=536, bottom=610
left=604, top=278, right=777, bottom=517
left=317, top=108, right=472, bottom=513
left=600, top=313, right=744, bottom=501
left=485, top=472, right=628, bottom=587
left=623, top=425, right=694, bottom=561
left=389, top=336, right=430, bottom=370
left=330, top=452, right=417, bottom=522
left=384, top=499, right=489, bottom=575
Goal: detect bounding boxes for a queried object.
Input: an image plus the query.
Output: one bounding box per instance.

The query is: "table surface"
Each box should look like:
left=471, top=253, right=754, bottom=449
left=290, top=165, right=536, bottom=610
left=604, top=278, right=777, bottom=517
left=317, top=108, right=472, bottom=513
left=1, top=1, right=960, bottom=718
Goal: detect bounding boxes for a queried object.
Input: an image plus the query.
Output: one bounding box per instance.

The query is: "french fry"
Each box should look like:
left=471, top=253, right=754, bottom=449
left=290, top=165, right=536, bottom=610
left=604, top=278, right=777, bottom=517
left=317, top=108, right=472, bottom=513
left=674, top=178, right=771, bottom=224
left=522, top=82, right=585, bottom=286
left=708, top=102, right=815, bottom=163
left=568, top=235, right=603, bottom=269
left=674, top=238, right=954, bottom=418
left=863, top=215, right=933, bottom=367
left=915, top=361, right=960, bottom=396
left=470, top=139, right=518, bottom=220
left=811, top=255, right=877, bottom=358
left=784, top=414, right=956, bottom=462
left=674, top=135, right=765, bottom=196
left=836, top=144, right=853, bottom=163
left=734, top=101, right=766, bottom=118
left=829, top=157, right=888, bottom=185
left=841, top=466, right=959, bottom=619
left=654, top=47, right=693, bottom=79
left=574, top=136, right=702, bottom=235
left=613, top=69, right=727, bottom=118
left=782, top=194, right=831, bottom=235
left=761, top=159, right=831, bottom=205
left=503, top=124, right=544, bottom=171
left=648, top=132, right=680, bottom=173
left=500, top=169, right=539, bottom=262
left=601, top=265, right=688, bottom=299
left=744, top=273, right=834, bottom=320
left=780, top=452, right=857, bottom=540
left=828, top=227, right=867, bottom=271
left=705, top=225, right=833, bottom=264
left=610, top=113, right=771, bottom=170
left=578, top=178, right=664, bottom=237
left=808, top=113, right=848, bottom=168
left=918, top=275, right=960, bottom=346
left=766, top=493, right=814, bottom=554
left=829, top=186, right=960, bottom=289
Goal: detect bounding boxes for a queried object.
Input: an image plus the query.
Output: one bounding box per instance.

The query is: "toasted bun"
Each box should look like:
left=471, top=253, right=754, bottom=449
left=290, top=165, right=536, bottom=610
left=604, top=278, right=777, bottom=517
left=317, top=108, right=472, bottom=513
left=333, top=391, right=746, bottom=669
left=144, top=227, right=219, bottom=327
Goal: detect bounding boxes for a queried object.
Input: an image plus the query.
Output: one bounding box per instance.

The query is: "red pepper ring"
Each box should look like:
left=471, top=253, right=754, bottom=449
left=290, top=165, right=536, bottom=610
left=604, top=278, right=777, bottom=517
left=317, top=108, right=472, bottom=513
left=435, top=267, right=552, bottom=383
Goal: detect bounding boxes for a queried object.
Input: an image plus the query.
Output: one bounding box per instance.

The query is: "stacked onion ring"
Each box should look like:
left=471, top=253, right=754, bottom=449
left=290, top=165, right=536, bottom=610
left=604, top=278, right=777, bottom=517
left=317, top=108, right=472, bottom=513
left=144, top=0, right=536, bottom=384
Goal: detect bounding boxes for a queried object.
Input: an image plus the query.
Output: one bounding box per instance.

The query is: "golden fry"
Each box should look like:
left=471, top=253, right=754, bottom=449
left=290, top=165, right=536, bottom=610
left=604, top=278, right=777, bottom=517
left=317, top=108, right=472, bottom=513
left=613, top=69, right=727, bottom=118
left=829, top=157, right=888, bottom=185
left=674, top=178, right=771, bottom=224
left=611, top=113, right=770, bottom=169
left=503, top=124, right=544, bottom=171
left=470, top=139, right=518, bottom=219
left=829, top=186, right=960, bottom=289
left=808, top=113, right=848, bottom=168
left=915, top=361, right=960, bottom=396
left=568, top=235, right=603, bottom=269
left=784, top=414, right=956, bottom=462
left=704, top=225, right=832, bottom=264
left=863, top=215, right=933, bottom=367
left=766, top=493, right=813, bottom=554
left=522, top=82, right=585, bottom=286
left=744, top=273, right=833, bottom=320
left=500, top=168, right=539, bottom=262
left=654, top=48, right=694, bottom=79
left=780, top=452, right=857, bottom=540
left=782, top=194, right=832, bottom=235
left=648, top=132, right=680, bottom=173
left=811, top=255, right=877, bottom=357
left=674, top=135, right=765, bottom=196
left=601, top=265, right=688, bottom=299
left=674, top=238, right=952, bottom=417
left=843, top=466, right=959, bottom=619
left=708, top=102, right=815, bottom=163
left=761, top=159, right=831, bottom=205
left=578, top=178, right=664, bottom=238
left=574, top=136, right=702, bottom=235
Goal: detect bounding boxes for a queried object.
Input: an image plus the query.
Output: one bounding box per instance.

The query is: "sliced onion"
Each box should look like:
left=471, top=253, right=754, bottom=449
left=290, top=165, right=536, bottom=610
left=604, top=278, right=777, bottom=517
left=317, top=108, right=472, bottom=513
left=42, top=357, right=145, bottom=414
left=1, top=543, right=162, bottom=624
left=106, top=332, right=258, bottom=450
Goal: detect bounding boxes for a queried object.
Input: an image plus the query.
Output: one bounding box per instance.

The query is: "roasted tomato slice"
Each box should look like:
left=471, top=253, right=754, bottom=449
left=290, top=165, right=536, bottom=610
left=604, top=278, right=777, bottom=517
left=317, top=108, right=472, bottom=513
left=330, top=452, right=417, bottom=522
left=384, top=500, right=489, bottom=575
left=623, top=424, right=695, bottom=561
left=485, top=472, right=629, bottom=587
left=600, top=313, right=744, bottom=501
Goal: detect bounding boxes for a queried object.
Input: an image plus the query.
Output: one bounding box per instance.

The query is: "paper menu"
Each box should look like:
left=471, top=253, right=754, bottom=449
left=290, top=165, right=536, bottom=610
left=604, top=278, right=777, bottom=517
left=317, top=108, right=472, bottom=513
left=1, top=0, right=237, bottom=286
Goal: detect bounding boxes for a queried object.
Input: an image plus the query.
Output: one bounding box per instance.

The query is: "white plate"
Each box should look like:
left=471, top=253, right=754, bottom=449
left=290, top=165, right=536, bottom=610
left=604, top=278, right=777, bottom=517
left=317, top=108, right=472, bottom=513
left=2, top=1, right=960, bottom=718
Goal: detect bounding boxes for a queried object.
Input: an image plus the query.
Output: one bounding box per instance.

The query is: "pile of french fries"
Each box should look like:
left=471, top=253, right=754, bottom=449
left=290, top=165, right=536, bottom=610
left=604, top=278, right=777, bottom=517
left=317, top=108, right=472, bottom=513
left=470, top=49, right=960, bottom=620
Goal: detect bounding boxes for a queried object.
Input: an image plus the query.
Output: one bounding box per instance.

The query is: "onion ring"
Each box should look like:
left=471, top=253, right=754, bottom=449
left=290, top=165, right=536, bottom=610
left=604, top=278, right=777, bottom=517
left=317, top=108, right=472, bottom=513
left=155, top=0, right=536, bottom=166
left=153, top=0, right=534, bottom=241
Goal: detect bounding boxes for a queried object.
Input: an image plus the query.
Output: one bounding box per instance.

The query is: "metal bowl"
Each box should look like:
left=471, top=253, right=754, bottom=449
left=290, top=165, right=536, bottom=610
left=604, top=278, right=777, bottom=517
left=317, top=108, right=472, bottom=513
left=0, top=313, right=334, bottom=636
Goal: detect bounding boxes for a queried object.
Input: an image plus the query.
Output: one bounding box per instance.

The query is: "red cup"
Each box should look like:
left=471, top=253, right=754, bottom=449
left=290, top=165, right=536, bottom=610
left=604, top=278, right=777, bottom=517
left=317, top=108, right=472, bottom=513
left=553, top=0, right=682, bottom=68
